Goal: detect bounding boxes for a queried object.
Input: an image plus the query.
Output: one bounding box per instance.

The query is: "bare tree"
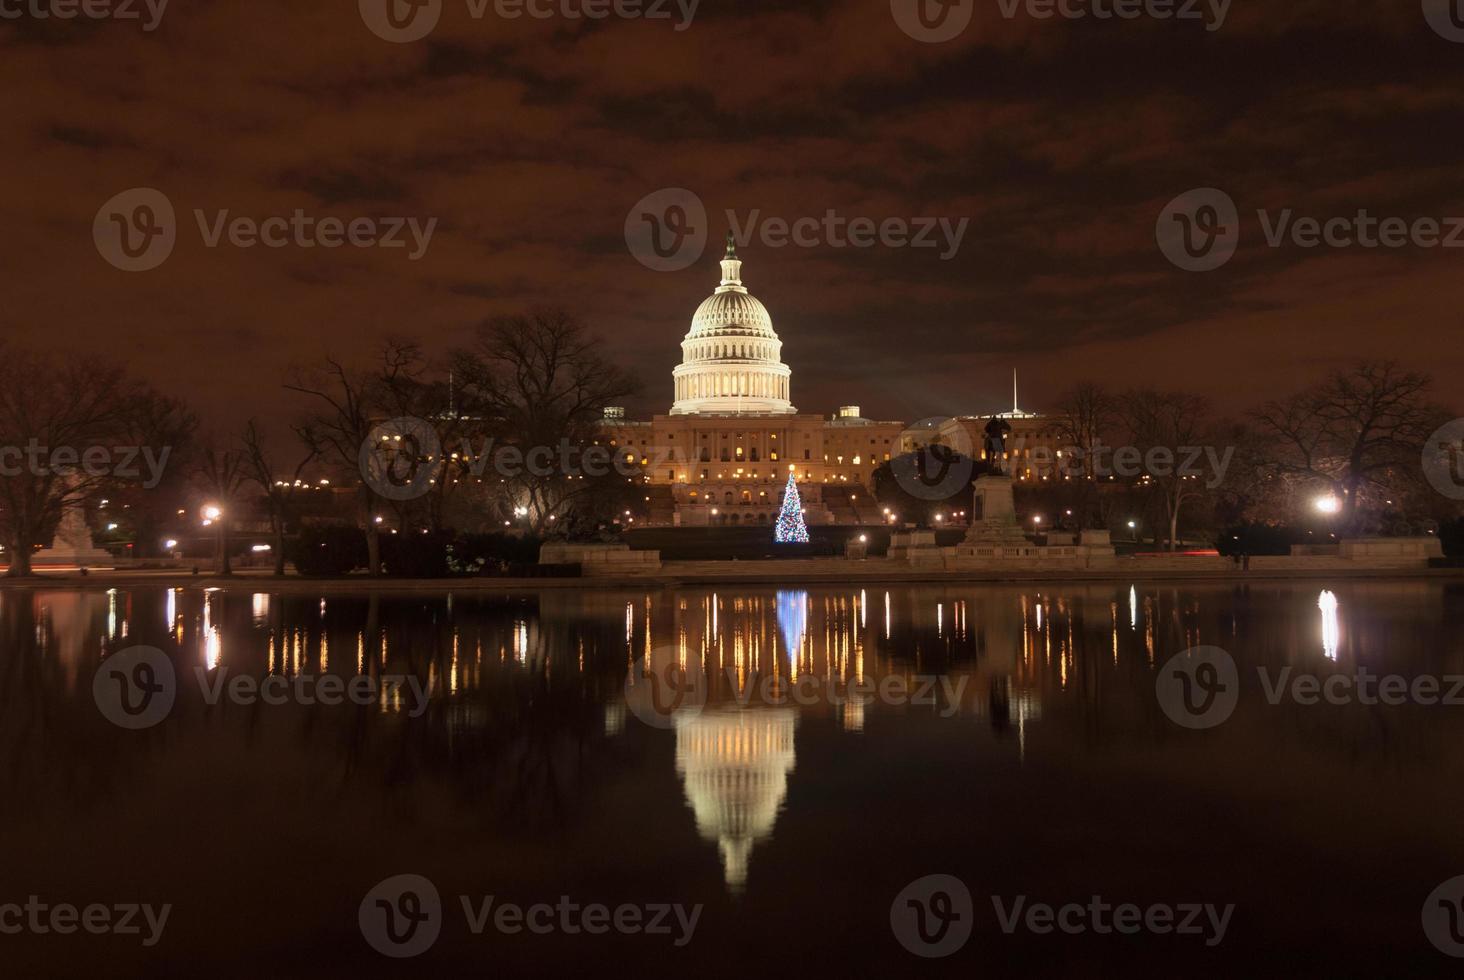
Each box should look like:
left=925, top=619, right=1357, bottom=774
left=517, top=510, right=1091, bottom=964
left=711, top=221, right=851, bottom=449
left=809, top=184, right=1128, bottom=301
left=286, top=342, right=430, bottom=575
left=1120, top=389, right=1213, bottom=551
left=0, top=347, right=192, bottom=576
left=193, top=440, right=247, bottom=575
left=451, top=309, right=640, bottom=535
left=1252, top=361, right=1440, bottom=532
left=240, top=420, right=317, bottom=576
left=108, top=387, right=198, bottom=558
left=1052, top=382, right=1119, bottom=539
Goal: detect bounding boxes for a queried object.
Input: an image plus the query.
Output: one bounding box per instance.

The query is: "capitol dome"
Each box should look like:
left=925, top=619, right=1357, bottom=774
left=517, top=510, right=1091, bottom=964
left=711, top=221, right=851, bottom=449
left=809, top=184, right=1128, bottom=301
left=675, top=707, right=797, bottom=892
left=670, top=235, right=795, bottom=415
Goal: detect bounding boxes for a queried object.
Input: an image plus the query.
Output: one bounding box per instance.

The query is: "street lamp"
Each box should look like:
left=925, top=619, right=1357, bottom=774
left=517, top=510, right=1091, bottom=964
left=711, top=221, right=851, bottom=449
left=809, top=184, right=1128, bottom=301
left=202, top=504, right=228, bottom=575
left=1313, top=495, right=1342, bottom=515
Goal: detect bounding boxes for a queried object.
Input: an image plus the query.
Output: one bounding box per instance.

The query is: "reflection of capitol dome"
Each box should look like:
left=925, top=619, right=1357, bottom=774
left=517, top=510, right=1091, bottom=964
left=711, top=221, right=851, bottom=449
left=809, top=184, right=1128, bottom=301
left=675, top=707, right=796, bottom=892
left=670, top=236, right=795, bottom=415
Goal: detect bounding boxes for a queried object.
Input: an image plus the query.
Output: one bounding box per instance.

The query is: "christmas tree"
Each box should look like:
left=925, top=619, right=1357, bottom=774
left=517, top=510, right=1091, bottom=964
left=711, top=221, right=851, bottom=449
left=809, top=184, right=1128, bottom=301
left=774, top=469, right=810, bottom=543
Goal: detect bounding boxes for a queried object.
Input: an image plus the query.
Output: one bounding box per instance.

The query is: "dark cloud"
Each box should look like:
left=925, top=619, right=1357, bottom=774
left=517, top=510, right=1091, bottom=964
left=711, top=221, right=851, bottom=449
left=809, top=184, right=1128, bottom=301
left=3, top=0, right=1461, bottom=429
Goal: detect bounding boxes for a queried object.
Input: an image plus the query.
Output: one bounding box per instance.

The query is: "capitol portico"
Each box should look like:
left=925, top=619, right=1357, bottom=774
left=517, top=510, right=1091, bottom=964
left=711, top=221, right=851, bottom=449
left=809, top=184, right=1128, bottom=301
left=599, top=236, right=1061, bottom=528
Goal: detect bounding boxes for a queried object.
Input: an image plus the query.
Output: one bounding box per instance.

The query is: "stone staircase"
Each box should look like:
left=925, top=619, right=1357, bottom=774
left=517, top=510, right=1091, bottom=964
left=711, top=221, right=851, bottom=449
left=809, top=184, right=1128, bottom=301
left=820, top=484, right=875, bottom=524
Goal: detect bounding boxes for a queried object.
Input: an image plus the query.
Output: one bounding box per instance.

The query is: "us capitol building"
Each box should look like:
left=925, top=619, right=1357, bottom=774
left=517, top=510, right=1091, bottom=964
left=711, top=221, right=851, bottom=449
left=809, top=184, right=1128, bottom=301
left=599, top=235, right=1058, bottom=527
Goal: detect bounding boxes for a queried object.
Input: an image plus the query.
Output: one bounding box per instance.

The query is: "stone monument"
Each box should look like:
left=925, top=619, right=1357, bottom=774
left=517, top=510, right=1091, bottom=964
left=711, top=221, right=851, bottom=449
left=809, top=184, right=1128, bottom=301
left=33, top=481, right=114, bottom=569
left=965, top=416, right=1026, bottom=544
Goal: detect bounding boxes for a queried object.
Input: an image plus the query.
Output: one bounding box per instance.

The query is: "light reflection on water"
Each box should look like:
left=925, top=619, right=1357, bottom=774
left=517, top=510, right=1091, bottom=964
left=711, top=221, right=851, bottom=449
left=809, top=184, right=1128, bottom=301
left=12, top=583, right=1457, bottom=723
left=3, top=580, right=1464, bottom=916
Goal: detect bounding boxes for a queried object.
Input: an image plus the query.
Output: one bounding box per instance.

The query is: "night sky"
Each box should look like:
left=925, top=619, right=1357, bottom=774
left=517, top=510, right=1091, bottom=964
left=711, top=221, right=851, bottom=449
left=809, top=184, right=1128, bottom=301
left=7, top=0, right=1464, bottom=427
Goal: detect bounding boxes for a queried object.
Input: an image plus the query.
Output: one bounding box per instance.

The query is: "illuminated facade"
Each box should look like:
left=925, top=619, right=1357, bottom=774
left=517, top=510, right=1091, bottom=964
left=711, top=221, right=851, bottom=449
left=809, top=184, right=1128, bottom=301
left=599, top=243, right=1063, bottom=526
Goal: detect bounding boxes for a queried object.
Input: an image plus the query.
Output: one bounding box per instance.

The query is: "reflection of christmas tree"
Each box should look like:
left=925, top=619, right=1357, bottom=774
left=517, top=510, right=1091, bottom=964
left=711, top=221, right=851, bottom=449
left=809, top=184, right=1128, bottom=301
left=774, top=469, right=809, bottom=543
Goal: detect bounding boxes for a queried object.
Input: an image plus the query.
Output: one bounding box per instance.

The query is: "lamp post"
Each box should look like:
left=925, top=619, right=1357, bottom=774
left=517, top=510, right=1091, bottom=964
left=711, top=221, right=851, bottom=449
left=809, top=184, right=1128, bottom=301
left=1313, top=494, right=1342, bottom=541
left=203, top=505, right=228, bottom=575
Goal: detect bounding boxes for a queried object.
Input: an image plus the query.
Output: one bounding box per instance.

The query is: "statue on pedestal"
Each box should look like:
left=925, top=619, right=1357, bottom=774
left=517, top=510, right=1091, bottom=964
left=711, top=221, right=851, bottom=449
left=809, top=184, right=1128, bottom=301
left=983, top=416, right=1012, bottom=474
left=33, top=477, right=114, bottom=568
left=966, top=416, right=1024, bottom=545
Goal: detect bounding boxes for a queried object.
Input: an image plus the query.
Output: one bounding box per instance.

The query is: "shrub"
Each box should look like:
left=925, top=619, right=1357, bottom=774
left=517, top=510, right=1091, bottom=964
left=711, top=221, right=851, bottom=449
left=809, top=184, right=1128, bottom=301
left=1215, top=522, right=1311, bottom=557
left=289, top=525, right=368, bottom=576
left=381, top=531, right=455, bottom=578
left=454, top=532, right=543, bottom=569
left=1441, top=517, right=1464, bottom=558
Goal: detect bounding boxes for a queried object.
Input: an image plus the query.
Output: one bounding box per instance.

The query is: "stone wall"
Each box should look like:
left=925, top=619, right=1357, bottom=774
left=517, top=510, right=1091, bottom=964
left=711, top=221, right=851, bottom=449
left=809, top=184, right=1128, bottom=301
left=538, top=542, right=662, bottom=576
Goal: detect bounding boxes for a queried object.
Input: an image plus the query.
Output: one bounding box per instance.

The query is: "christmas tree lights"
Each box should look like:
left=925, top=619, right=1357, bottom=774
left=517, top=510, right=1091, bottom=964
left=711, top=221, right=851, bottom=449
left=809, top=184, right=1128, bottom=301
left=774, top=469, right=809, bottom=543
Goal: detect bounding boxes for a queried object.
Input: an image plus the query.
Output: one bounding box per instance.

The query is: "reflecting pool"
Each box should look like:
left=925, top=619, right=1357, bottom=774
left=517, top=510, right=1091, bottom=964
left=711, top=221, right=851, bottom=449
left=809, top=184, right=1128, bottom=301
left=1, top=581, right=1462, bottom=976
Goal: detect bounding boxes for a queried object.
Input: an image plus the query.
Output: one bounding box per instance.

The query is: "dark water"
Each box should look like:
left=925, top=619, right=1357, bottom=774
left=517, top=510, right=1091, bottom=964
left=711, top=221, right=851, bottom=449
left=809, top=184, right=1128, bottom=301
left=2, top=581, right=1464, bottom=977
